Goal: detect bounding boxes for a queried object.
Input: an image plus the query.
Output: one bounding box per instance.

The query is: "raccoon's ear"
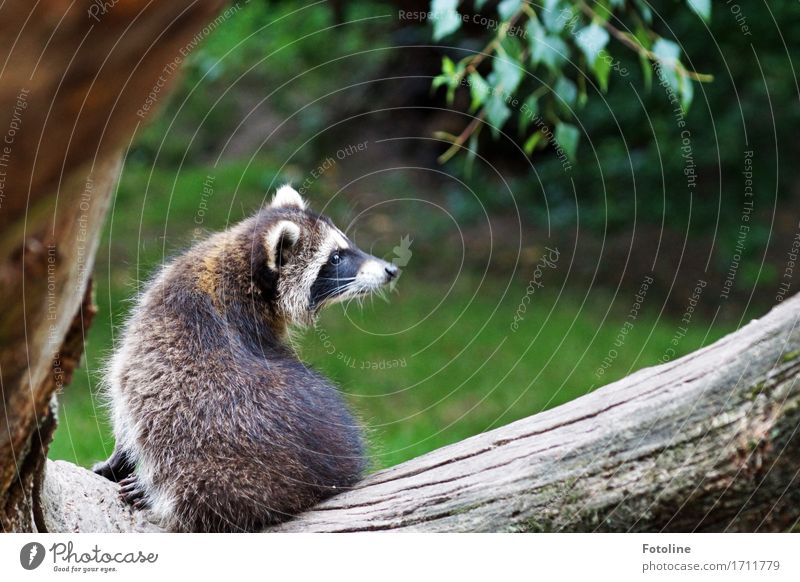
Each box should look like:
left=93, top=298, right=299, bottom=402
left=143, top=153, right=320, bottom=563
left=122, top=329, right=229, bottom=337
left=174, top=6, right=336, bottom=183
left=264, top=220, right=302, bottom=270
left=271, top=185, right=307, bottom=210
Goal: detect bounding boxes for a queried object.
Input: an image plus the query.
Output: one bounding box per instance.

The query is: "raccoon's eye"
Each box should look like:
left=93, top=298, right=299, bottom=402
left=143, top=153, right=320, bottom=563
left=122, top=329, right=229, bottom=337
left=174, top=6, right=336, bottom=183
left=330, top=252, right=341, bottom=266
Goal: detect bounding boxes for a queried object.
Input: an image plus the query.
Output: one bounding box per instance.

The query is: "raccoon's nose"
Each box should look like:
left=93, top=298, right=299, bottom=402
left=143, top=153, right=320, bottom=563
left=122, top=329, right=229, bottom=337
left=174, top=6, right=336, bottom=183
left=385, top=263, right=399, bottom=280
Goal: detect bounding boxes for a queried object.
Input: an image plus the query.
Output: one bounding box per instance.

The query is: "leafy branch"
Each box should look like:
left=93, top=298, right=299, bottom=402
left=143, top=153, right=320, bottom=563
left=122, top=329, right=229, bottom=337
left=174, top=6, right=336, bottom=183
left=429, top=0, right=713, bottom=166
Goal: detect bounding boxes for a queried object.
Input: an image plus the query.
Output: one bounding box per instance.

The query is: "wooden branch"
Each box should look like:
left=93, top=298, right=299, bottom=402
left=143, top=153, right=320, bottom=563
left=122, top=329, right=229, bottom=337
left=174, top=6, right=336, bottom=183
left=41, top=294, right=800, bottom=532
left=41, top=461, right=163, bottom=533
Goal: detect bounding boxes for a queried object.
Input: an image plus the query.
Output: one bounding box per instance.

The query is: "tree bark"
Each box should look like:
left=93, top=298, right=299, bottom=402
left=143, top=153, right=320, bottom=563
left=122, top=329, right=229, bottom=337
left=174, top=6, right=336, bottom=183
left=39, top=293, right=800, bottom=532
left=0, top=0, right=226, bottom=532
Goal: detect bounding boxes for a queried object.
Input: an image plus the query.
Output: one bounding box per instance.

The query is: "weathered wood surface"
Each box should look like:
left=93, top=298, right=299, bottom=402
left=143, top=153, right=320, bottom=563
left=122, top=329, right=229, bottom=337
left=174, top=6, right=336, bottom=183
left=42, top=461, right=161, bottom=533
left=41, top=294, right=800, bottom=532
left=0, top=0, right=226, bottom=531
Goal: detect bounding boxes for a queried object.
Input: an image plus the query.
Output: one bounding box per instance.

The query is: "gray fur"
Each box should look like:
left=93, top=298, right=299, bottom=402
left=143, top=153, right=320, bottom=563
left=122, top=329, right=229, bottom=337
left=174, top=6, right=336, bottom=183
left=94, top=187, right=397, bottom=532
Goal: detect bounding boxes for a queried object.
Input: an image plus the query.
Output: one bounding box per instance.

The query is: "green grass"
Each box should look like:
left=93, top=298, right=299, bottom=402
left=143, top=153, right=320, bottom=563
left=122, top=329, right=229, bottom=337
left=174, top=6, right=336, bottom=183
left=50, top=254, right=739, bottom=471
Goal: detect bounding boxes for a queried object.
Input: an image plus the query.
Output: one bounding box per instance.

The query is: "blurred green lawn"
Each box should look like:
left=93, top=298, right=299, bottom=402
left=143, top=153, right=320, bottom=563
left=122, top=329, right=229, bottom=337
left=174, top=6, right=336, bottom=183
left=50, top=156, right=740, bottom=470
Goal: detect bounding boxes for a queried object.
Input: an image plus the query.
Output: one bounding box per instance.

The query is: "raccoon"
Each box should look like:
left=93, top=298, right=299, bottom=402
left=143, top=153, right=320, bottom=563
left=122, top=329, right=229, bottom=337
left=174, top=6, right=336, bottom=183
left=93, top=185, right=398, bottom=532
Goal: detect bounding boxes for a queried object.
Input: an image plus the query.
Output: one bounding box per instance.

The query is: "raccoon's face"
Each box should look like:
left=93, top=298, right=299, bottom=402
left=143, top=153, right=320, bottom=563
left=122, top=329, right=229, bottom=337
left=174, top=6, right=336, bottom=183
left=258, top=185, right=398, bottom=326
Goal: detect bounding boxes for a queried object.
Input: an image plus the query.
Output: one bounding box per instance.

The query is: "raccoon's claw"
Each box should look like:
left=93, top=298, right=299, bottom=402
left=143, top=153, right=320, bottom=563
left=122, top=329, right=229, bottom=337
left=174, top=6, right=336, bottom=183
left=118, top=475, right=150, bottom=509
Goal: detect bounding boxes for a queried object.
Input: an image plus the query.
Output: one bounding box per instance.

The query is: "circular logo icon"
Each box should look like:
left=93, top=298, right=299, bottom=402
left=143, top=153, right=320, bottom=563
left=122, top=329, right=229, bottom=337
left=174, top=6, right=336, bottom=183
left=19, top=542, right=46, bottom=570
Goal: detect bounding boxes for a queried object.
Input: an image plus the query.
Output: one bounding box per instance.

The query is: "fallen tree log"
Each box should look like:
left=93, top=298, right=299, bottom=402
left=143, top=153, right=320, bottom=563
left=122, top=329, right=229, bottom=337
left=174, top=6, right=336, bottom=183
left=41, top=293, right=800, bottom=532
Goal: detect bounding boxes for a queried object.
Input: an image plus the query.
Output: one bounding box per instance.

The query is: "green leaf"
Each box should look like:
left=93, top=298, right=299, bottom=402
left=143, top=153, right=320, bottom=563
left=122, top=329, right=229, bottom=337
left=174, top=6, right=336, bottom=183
left=528, top=21, right=568, bottom=72
left=687, top=0, right=711, bottom=22
left=542, top=36, right=568, bottom=72
left=489, top=52, right=523, bottom=94
left=592, top=0, right=613, bottom=23
left=653, top=38, right=681, bottom=92
left=555, top=5, right=577, bottom=29
left=639, top=54, right=652, bottom=90
left=464, top=133, right=479, bottom=175
left=524, top=131, right=544, bottom=155
left=485, top=94, right=512, bottom=138
left=634, top=0, right=652, bottom=23
left=575, top=24, right=610, bottom=64
left=653, top=38, right=680, bottom=62
left=657, top=66, right=680, bottom=94
left=519, top=94, right=539, bottom=134
left=431, top=0, right=462, bottom=41
left=432, top=56, right=464, bottom=104
left=554, top=76, right=577, bottom=109
left=442, top=55, right=455, bottom=75
left=432, top=73, right=449, bottom=91
left=593, top=53, right=611, bottom=92
left=475, top=0, right=490, bottom=9
left=501, top=36, right=524, bottom=60
left=542, top=0, right=567, bottom=32
left=469, top=72, right=490, bottom=111
left=555, top=122, right=579, bottom=160
left=633, top=24, right=652, bottom=50
left=679, top=74, right=694, bottom=112
left=497, top=0, right=521, bottom=21
left=527, top=19, right=545, bottom=56
left=578, top=75, right=588, bottom=107
left=544, top=0, right=560, bottom=11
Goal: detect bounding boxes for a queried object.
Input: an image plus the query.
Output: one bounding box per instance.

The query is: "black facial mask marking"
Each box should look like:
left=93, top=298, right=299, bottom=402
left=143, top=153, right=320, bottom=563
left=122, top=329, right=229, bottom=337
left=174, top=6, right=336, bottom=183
left=310, top=248, right=366, bottom=308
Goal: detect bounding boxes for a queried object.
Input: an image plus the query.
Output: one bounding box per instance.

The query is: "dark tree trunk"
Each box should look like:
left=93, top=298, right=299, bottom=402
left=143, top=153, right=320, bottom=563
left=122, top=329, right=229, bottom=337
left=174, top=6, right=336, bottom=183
left=0, top=0, right=226, bottom=532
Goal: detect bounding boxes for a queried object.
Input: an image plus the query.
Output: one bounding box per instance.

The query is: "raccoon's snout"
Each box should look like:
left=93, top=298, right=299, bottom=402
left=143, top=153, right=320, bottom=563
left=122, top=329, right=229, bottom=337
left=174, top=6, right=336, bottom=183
left=358, top=256, right=397, bottom=288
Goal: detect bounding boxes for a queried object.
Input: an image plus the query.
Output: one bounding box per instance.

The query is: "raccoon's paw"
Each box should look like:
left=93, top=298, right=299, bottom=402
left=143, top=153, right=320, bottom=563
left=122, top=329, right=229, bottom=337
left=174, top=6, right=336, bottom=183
left=119, top=475, right=151, bottom=510
left=92, top=460, right=115, bottom=481
left=93, top=448, right=135, bottom=483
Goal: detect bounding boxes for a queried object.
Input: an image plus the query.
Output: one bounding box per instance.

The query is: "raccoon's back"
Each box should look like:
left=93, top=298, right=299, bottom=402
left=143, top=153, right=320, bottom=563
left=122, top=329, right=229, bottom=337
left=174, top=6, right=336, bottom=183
left=145, top=359, right=365, bottom=532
